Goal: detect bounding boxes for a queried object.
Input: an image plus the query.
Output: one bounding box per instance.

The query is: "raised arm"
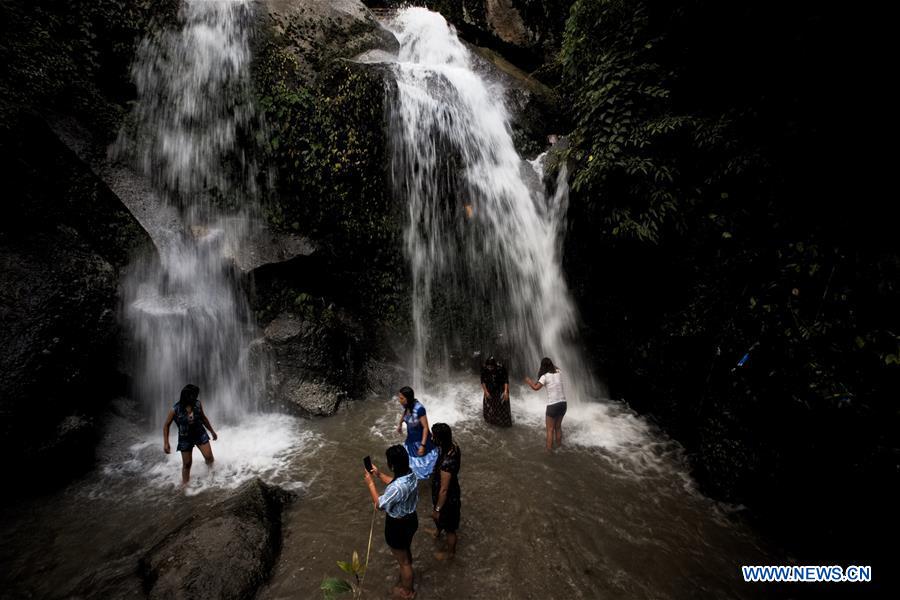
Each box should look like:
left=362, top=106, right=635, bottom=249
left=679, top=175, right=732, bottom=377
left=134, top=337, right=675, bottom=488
left=370, top=463, right=394, bottom=485
left=163, top=410, right=175, bottom=453
left=364, top=471, right=380, bottom=508
left=524, top=377, right=543, bottom=391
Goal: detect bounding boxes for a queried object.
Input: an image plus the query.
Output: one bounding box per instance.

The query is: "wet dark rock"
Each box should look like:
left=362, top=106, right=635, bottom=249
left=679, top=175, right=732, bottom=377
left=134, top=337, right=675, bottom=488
left=256, top=311, right=364, bottom=416
left=254, top=0, right=399, bottom=86
left=467, top=43, right=563, bottom=157
left=362, top=359, right=409, bottom=399
left=368, top=1, right=573, bottom=73
left=140, top=479, right=292, bottom=600
left=0, top=117, right=153, bottom=486
left=51, top=115, right=315, bottom=274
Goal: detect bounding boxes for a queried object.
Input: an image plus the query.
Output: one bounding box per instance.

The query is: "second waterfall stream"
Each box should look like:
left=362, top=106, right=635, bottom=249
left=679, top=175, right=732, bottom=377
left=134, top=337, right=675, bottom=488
left=386, top=8, right=595, bottom=401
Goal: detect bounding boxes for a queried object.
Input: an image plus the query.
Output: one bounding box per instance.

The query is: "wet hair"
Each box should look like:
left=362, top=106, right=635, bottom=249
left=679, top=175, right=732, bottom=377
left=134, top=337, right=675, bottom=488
left=179, top=384, right=200, bottom=408
left=484, top=356, right=497, bottom=368
left=537, top=357, right=558, bottom=379
left=386, top=444, right=411, bottom=476
left=431, top=423, right=452, bottom=452
left=398, top=386, right=415, bottom=413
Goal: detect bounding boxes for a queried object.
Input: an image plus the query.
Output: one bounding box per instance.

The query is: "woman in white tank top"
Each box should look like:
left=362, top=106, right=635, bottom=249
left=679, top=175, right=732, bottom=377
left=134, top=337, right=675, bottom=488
left=525, top=357, right=567, bottom=451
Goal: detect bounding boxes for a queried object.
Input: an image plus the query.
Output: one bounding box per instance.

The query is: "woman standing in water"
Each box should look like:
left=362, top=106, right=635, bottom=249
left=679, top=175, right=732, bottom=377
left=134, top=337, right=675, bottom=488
left=395, top=386, right=439, bottom=479
left=364, top=445, right=419, bottom=600
left=163, top=384, right=217, bottom=485
left=480, top=356, right=511, bottom=427
left=429, top=422, right=462, bottom=560
left=525, top=357, right=567, bottom=450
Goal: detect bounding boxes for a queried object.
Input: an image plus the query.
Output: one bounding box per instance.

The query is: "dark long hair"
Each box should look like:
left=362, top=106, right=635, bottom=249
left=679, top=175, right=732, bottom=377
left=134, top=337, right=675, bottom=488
left=537, top=357, right=558, bottom=379
left=431, top=422, right=453, bottom=453
left=398, top=386, right=415, bottom=414
left=386, top=444, right=411, bottom=476
left=179, top=384, right=200, bottom=409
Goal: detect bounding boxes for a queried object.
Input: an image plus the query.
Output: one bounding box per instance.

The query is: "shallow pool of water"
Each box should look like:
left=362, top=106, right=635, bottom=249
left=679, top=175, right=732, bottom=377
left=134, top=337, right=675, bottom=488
left=0, top=383, right=777, bottom=599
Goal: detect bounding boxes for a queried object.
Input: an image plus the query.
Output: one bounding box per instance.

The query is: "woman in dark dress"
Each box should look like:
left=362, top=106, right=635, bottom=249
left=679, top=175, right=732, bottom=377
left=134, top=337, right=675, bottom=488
left=480, top=357, right=511, bottom=426
left=163, top=384, right=218, bottom=485
left=429, top=422, right=461, bottom=560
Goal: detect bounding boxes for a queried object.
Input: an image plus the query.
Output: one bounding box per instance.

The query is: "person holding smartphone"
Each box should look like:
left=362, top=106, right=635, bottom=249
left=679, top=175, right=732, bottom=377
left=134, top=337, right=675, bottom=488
left=364, top=445, right=419, bottom=600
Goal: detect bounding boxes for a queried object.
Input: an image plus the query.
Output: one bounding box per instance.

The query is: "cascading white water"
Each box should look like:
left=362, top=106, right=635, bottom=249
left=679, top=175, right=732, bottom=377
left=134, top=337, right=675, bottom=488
left=387, top=8, right=594, bottom=400
left=114, top=0, right=263, bottom=427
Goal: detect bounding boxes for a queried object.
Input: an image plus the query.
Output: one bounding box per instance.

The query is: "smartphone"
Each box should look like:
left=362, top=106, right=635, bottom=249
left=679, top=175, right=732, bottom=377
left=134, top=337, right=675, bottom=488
left=363, top=455, right=373, bottom=473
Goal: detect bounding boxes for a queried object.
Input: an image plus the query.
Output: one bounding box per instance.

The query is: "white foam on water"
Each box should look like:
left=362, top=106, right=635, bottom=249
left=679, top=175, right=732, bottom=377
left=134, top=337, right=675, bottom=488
left=98, top=413, right=317, bottom=497
left=370, top=380, right=682, bottom=478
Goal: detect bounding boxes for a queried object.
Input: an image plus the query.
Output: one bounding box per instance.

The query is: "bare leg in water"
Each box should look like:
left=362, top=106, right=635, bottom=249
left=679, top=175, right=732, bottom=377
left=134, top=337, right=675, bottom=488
left=197, top=442, right=215, bottom=472
left=545, top=415, right=555, bottom=450
left=180, top=450, right=192, bottom=485
left=554, top=415, right=564, bottom=448
left=390, top=547, right=414, bottom=599
left=435, top=531, right=457, bottom=560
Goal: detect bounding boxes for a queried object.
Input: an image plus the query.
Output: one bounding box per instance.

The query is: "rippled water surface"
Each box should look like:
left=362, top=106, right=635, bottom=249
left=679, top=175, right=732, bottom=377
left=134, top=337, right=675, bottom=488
left=0, top=382, right=783, bottom=599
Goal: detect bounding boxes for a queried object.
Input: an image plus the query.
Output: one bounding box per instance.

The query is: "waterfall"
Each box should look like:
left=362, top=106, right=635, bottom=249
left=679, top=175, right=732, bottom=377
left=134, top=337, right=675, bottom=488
left=114, top=0, right=264, bottom=426
left=386, top=8, right=594, bottom=400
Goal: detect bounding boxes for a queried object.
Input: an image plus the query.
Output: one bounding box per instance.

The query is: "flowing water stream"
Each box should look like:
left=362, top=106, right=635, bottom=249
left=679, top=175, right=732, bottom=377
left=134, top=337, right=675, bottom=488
left=0, top=384, right=774, bottom=599
left=387, top=9, right=593, bottom=400
left=0, top=5, right=781, bottom=599
left=111, top=0, right=299, bottom=473
left=114, top=0, right=267, bottom=425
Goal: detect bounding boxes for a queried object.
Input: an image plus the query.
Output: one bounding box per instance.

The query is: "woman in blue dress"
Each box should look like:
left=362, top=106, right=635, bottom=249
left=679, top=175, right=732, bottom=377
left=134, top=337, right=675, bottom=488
left=163, top=384, right=218, bottom=485
left=395, top=386, right=439, bottom=479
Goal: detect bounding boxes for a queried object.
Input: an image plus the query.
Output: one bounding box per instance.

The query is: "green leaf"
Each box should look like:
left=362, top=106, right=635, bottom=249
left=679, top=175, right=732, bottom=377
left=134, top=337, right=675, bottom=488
left=336, top=561, right=352, bottom=575
left=321, top=577, right=353, bottom=594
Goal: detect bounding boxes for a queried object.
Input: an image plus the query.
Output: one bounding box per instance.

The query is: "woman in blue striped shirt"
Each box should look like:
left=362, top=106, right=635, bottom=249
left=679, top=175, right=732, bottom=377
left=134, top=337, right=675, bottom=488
left=365, top=444, right=419, bottom=599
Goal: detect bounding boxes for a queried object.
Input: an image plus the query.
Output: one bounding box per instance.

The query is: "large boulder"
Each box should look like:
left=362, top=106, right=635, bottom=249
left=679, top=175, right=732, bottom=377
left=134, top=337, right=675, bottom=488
left=140, top=479, right=292, bottom=600
left=253, top=0, right=399, bottom=87
left=249, top=0, right=409, bottom=403
left=254, top=310, right=364, bottom=415
left=0, top=117, right=153, bottom=484
left=366, top=1, right=573, bottom=72
left=466, top=42, right=563, bottom=157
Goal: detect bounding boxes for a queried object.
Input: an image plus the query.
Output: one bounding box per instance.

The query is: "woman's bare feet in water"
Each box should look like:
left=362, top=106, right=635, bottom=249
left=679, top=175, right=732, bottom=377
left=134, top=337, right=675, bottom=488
left=391, top=585, right=415, bottom=599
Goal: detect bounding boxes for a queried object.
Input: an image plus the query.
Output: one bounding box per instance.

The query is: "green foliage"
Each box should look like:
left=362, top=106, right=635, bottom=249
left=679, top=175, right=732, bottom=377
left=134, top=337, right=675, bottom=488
left=254, top=40, right=406, bottom=330
left=559, top=0, right=898, bottom=549
left=322, top=550, right=366, bottom=600
left=0, top=0, right=178, bottom=137
left=560, top=0, right=756, bottom=243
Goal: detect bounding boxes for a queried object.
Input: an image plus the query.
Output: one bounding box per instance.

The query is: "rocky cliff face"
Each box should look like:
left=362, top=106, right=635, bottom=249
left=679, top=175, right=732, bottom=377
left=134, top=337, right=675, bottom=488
left=249, top=0, right=408, bottom=413
left=0, top=117, right=154, bottom=484
left=0, top=0, right=567, bottom=448
left=366, top=0, right=573, bottom=72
